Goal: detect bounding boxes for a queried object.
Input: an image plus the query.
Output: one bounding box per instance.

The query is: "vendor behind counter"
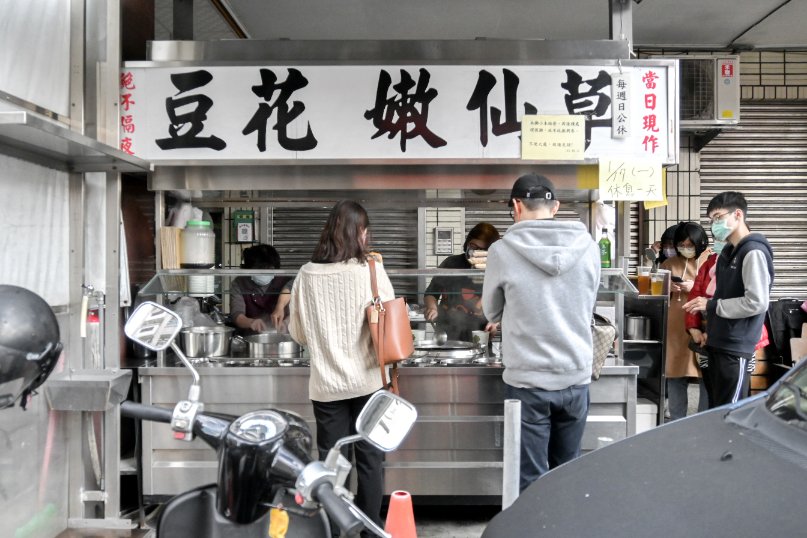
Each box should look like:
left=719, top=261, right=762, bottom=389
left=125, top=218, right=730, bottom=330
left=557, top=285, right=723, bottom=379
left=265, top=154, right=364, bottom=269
left=424, top=222, right=500, bottom=341
left=230, top=244, right=293, bottom=333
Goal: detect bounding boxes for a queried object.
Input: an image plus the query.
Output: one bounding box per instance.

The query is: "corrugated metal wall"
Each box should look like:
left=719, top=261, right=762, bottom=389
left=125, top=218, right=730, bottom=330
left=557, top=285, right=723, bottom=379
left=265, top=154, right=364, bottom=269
left=465, top=206, right=584, bottom=237
left=465, top=208, right=511, bottom=238
left=700, top=102, right=807, bottom=299
left=227, top=205, right=419, bottom=296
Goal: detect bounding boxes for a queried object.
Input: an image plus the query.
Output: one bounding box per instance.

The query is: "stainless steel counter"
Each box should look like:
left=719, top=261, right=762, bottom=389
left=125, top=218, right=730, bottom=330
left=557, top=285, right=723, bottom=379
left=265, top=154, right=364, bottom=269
left=137, top=361, right=637, bottom=499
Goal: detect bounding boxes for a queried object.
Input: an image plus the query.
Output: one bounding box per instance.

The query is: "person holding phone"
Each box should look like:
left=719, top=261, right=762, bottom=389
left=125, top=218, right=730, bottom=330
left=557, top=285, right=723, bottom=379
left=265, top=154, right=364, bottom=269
left=424, top=222, right=501, bottom=341
left=659, top=222, right=711, bottom=420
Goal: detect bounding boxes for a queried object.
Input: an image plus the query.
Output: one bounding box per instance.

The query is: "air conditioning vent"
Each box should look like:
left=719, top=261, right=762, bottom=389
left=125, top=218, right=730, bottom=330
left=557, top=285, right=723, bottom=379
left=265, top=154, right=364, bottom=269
left=681, top=59, right=715, bottom=121
left=677, top=56, right=740, bottom=130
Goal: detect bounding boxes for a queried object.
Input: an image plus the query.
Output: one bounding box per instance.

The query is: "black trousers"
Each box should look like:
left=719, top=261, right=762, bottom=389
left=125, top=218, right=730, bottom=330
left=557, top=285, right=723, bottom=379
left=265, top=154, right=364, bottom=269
left=312, top=393, right=385, bottom=529
left=704, top=349, right=751, bottom=408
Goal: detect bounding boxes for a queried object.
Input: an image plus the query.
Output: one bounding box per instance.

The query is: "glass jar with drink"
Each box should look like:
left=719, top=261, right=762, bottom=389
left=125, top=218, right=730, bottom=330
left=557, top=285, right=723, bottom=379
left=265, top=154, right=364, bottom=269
left=651, top=271, right=667, bottom=296
left=637, top=267, right=651, bottom=295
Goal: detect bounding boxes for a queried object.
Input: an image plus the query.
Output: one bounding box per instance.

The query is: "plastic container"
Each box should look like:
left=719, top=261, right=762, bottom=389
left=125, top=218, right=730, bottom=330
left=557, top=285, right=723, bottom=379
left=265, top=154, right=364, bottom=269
left=181, top=220, right=215, bottom=297
left=180, top=220, right=215, bottom=268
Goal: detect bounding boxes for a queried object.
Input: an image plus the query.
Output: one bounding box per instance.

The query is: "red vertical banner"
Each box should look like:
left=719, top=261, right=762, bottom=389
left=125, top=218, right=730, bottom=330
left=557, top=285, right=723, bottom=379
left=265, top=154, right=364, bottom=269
left=640, top=70, right=659, bottom=155
left=120, top=71, right=137, bottom=155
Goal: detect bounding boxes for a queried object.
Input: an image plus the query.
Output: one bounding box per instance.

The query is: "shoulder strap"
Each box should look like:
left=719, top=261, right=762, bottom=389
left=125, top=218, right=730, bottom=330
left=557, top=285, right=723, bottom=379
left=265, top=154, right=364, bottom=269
left=368, top=257, right=380, bottom=299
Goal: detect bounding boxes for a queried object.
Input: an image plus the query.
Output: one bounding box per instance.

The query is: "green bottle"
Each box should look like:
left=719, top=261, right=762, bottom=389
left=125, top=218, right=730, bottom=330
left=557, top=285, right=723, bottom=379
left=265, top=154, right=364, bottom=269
left=599, top=228, right=611, bottom=268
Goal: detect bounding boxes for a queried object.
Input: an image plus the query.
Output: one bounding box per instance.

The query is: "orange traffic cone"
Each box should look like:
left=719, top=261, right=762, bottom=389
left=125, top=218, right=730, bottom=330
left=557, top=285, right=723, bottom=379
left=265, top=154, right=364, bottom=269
left=385, top=490, right=417, bottom=538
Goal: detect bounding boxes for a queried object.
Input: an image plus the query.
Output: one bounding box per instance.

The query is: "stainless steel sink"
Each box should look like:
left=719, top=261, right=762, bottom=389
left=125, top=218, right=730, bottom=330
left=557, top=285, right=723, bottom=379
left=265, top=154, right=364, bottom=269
left=44, top=369, right=132, bottom=411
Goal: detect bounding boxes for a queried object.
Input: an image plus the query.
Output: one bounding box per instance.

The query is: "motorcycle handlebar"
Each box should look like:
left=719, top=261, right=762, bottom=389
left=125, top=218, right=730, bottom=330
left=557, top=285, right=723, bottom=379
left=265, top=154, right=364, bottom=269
left=120, top=401, right=173, bottom=423
left=312, top=482, right=364, bottom=536
left=120, top=400, right=366, bottom=533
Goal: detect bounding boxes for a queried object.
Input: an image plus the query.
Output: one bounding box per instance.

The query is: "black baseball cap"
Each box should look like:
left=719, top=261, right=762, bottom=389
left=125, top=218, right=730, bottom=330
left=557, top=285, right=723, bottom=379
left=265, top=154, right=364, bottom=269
left=508, top=174, right=556, bottom=207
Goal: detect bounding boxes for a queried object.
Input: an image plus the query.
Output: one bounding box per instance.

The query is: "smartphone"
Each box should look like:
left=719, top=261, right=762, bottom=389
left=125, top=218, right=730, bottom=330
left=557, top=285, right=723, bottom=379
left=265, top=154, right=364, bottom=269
left=671, top=276, right=683, bottom=283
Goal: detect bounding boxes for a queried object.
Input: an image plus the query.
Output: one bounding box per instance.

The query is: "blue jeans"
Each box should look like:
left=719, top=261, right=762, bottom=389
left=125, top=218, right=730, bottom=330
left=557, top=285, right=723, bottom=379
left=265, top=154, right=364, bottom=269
left=667, top=377, right=709, bottom=421
left=505, top=383, right=590, bottom=492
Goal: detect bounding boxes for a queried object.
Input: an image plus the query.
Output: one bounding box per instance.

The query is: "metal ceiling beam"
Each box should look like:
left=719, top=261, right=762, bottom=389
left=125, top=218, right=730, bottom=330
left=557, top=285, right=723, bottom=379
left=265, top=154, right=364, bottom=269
left=609, top=0, right=634, bottom=54
left=173, top=0, right=193, bottom=40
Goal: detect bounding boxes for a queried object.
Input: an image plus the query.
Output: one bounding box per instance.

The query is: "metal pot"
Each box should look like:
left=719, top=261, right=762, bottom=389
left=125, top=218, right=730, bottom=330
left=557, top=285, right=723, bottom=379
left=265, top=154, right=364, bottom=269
left=624, top=315, right=651, bottom=341
left=239, top=333, right=302, bottom=359
left=180, top=326, right=234, bottom=357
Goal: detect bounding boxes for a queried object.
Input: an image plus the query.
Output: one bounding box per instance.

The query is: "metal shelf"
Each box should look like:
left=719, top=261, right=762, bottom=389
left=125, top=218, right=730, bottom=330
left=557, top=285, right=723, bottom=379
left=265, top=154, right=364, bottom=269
left=0, top=111, right=151, bottom=173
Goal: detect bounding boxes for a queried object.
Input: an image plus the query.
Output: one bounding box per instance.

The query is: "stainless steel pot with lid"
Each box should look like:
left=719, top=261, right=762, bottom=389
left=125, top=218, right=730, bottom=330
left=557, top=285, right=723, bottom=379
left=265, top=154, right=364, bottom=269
left=625, top=315, right=652, bottom=341
left=180, top=326, right=234, bottom=357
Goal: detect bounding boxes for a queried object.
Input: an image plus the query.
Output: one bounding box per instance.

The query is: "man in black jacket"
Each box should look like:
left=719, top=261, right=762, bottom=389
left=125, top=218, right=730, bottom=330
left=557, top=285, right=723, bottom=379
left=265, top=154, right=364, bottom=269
left=683, top=191, right=774, bottom=407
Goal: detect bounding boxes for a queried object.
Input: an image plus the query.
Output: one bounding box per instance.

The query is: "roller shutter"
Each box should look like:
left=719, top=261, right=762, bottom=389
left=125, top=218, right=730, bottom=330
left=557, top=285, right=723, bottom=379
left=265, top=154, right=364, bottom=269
left=700, top=102, right=807, bottom=299
left=271, top=206, right=419, bottom=296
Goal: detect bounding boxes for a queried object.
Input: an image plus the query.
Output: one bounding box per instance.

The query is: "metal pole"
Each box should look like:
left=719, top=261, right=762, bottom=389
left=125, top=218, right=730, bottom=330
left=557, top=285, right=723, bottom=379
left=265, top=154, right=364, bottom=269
left=502, top=398, right=521, bottom=509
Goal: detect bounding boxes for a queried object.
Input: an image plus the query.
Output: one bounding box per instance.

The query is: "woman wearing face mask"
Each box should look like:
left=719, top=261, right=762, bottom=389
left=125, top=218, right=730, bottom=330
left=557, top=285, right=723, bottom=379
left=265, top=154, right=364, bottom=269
left=659, top=222, right=711, bottom=421
left=684, top=237, right=769, bottom=408
left=230, top=244, right=293, bottom=333
left=424, top=222, right=501, bottom=341
left=654, top=223, right=683, bottom=267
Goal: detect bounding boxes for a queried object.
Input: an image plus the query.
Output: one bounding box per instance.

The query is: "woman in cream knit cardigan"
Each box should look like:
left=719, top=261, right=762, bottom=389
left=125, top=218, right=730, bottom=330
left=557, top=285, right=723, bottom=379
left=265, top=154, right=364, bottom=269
left=288, top=200, right=395, bottom=530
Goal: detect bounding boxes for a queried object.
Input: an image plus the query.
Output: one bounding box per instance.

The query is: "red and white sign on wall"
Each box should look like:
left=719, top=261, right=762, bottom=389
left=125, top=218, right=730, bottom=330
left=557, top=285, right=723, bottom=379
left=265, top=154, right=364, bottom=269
left=120, top=61, right=678, bottom=164
left=721, top=63, right=735, bottom=78
left=119, top=71, right=138, bottom=155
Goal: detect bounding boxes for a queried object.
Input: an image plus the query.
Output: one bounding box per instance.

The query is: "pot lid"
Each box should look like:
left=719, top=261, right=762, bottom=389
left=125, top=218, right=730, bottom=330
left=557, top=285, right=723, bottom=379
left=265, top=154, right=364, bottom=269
left=414, top=339, right=475, bottom=351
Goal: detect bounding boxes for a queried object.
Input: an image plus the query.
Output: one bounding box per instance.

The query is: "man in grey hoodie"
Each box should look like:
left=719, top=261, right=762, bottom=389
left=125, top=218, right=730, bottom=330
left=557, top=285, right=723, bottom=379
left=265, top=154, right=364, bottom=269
left=482, top=174, right=600, bottom=492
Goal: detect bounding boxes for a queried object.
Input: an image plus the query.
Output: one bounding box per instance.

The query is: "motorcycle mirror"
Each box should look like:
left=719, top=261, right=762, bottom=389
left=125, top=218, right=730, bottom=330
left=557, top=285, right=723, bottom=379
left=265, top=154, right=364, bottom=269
left=125, top=301, right=183, bottom=351
left=355, top=391, right=417, bottom=452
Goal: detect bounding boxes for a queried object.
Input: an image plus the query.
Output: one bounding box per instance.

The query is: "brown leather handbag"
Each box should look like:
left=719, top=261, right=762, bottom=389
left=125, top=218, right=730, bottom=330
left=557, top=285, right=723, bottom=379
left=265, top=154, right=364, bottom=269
left=365, top=257, right=414, bottom=394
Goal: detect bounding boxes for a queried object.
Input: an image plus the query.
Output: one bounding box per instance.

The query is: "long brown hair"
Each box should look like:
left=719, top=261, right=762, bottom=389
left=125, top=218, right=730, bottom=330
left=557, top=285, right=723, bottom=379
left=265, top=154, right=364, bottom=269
left=311, top=200, right=370, bottom=263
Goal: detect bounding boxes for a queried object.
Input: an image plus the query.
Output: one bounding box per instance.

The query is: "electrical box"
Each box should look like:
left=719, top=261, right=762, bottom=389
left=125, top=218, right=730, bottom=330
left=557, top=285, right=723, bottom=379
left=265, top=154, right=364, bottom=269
left=433, top=227, right=454, bottom=255
left=231, top=209, right=255, bottom=243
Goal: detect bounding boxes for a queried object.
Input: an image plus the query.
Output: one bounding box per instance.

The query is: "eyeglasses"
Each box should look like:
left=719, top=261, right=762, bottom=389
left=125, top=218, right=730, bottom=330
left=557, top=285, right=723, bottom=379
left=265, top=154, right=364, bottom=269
left=509, top=198, right=520, bottom=221
left=708, top=211, right=731, bottom=224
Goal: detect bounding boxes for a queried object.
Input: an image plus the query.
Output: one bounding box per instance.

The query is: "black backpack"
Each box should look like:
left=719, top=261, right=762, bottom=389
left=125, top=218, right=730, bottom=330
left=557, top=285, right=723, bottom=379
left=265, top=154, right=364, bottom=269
left=766, top=298, right=807, bottom=366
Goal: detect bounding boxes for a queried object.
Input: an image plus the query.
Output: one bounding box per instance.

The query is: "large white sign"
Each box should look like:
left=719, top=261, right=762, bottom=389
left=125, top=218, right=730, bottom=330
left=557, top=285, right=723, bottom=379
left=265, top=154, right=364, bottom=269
left=120, top=63, right=674, bottom=163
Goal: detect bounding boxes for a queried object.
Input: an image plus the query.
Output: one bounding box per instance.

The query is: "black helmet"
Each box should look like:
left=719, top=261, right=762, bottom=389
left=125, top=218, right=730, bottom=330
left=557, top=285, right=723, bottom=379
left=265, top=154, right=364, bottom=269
left=0, top=285, right=63, bottom=410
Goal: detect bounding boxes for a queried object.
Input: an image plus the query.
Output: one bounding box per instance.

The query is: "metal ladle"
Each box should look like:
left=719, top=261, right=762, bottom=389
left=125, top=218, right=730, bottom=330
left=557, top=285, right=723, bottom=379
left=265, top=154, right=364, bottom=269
left=430, top=320, right=448, bottom=346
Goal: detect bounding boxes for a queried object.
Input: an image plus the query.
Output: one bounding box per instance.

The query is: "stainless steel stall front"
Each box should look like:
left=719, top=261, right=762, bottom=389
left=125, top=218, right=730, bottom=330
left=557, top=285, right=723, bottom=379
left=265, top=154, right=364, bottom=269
left=138, top=362, right=636, bottom=500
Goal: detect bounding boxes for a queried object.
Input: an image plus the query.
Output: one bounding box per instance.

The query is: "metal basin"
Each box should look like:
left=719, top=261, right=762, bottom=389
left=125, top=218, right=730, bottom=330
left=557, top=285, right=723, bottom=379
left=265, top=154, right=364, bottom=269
left=411, top=339, right=483, bottom=363
left=180, top=326, right=234, bottom=357
left=240, top=333, right=302, bottom=359
left=414, top=339, right=476, bottom=351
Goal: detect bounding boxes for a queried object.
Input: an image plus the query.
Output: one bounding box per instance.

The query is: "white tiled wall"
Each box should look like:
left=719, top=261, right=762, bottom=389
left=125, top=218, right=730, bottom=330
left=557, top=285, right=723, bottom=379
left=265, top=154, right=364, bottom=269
left=642, top=50, right=807, bottom=244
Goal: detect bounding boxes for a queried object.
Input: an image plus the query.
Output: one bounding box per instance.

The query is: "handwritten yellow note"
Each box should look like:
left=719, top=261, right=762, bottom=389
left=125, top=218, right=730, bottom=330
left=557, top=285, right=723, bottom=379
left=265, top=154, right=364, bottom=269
left=521, top=115, right=585, bottom=161
left=599, top=159, right=663, bottom=201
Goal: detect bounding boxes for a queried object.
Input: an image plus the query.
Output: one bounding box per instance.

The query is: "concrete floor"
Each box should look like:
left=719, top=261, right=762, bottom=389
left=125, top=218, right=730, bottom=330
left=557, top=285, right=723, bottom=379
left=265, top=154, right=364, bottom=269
left=57, top=505, right=499, bottom=537
left=409, top=505, right=499, bottom=538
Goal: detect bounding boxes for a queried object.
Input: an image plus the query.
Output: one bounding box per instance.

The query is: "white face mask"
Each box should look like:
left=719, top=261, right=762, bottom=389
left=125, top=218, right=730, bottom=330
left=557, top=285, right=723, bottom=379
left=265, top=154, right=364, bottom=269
left=252, top=275, right=274, bottom=286
left=678, top=247, right=696, bottom=259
